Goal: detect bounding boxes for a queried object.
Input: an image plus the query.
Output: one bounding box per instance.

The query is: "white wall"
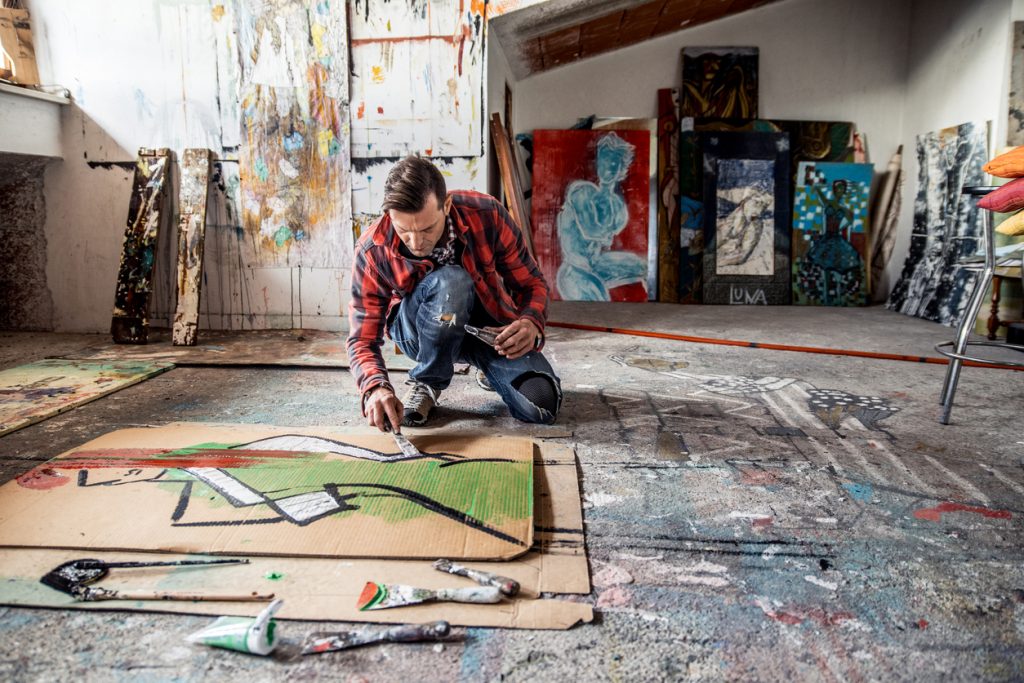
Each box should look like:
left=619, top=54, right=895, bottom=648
left=893, top=0, right=1013, bottom=296
left=486, top=27, right=516, bottom=196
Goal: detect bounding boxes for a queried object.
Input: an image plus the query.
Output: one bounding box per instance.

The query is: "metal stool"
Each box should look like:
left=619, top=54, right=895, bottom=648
left=936, top=185, right=1024, bottom=424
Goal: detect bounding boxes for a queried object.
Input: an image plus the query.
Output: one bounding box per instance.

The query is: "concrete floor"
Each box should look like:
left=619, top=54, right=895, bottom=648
left=1, top=305, right=1023, bottom=682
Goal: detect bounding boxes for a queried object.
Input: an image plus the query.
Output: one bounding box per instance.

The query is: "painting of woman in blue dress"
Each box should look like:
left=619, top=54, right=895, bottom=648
left=793, top=162, right=873, bottom=306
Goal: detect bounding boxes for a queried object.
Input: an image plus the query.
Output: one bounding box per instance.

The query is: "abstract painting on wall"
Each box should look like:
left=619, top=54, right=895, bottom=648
left=680, top=47, right=758, bottom=119
left=701, top=132, right=791, bottom=305
left=677, top=119, right=854, bottom=303
left=792, top=162, right=874, bottom=306
left=233, top=0, right=351, bottom=267
left=531, top=129, right=651, bottom=302
left=887, top=121, right=989, bottom=326
left=657, top=88, right=681, bottom=303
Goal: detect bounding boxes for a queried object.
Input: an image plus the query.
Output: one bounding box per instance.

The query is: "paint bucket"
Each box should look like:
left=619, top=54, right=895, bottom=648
left=186, top=599, right=282, bottom=655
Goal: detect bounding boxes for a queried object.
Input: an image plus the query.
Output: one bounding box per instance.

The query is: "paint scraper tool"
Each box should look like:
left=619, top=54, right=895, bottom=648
left=384, top=417, right=421, bottom=458
left=357, top=581, right=502, bottom=610
left=301, top=621, right=451, bottom=655
left=464, top=324, right=499, bottom=348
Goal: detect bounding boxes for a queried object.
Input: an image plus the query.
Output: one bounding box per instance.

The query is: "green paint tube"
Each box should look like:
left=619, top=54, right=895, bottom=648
left=186, top=599, right=282, bottom=656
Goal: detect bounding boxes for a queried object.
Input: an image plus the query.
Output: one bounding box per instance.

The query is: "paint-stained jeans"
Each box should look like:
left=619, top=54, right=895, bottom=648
left=387, top=265, right=562, bottom=424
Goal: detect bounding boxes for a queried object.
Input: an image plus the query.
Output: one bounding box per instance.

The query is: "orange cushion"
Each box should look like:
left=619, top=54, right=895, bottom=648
left=984, top=146, right=1024, bottom=177
left=978, top=177, right=1024, bottom=212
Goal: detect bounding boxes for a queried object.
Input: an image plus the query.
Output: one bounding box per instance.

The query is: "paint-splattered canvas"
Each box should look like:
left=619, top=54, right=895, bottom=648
left=0, top=360, right=172, bottom=437
left=348, top=0, right=485, bottom=158
left=1008, top=22, right=1024, bottom=146
left=0, top=429, right=534, bottom=560
left=233, top=0, right=351, bottom=267
left=110, top=149, right=172, bottom=344
left=531, top=129, right=651, bottom=302
left=887, top=122, right=989, bottom=325
left=680, top=47, right=758, bottom=119
left=701, top=132, right=791, bottom=305
left=792, top=162, right=874, bottom=306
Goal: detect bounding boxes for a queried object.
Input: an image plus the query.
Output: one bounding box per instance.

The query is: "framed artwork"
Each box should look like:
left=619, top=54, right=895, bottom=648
left=680, top=47, right=759, bottom=119
left=531, top=129, right=652, bottom=302
left=792, top=162, right=874, bottom=306
left=677, top=118, right=854, bottom=303
left=701, top=132, right=792, bottom=305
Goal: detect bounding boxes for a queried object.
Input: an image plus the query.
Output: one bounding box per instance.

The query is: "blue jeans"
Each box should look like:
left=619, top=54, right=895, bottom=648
left=387, top=266, right=562, bottom=424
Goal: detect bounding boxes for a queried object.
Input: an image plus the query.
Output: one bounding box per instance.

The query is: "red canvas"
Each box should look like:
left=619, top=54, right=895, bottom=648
left=531, top=129, right=651, bottom=302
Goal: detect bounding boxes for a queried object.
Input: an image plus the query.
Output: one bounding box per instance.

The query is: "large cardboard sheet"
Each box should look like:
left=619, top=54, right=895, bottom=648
left=0, top=425, right=534, bottom=561
left=0, top=426, right=590, bottom=629
left=0, top=360, right=173, bottom=437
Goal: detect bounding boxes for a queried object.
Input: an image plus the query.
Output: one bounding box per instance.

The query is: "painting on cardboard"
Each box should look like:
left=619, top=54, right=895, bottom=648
left=680, top=47, right=758, bottom=119
left=792, top=162, right=874, bottom=306
left=1008, top=22, right=1024, bottom=146
left=887, top=121, right=988, bottom=325
left=531, top=129, right=651, bottom=302
left=0, top=431, right=534, bottom=561
left=701, top=132, right=791, bottom=305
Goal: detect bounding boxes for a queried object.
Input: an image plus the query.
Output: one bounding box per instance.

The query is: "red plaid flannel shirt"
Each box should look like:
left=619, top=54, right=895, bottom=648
left=347, top=190, right=549, bottom=401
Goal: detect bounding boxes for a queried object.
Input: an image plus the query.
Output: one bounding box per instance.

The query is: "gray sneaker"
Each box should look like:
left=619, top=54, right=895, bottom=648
left=475, top=369, right=495, bottom=392
left=402, top=382, right=441, bottom=426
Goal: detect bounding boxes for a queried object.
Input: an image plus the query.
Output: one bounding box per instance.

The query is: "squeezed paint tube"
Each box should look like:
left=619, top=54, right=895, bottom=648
left=186, top=599, right=283, bottom=655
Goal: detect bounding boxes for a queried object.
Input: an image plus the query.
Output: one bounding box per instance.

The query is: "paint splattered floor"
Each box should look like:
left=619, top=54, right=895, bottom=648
left=1, top=306, right=1022, bottom=682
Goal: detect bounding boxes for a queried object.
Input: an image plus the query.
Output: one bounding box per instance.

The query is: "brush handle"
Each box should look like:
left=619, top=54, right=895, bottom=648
left=77, top=587, right=274, bottom=602
left=380, top=621, right=451, bottom=642
left=433, top=586, right=502, bottom=604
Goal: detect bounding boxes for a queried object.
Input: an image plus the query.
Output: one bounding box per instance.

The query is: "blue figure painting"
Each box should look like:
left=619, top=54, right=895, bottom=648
left=531, top=129, right=651, bottom=302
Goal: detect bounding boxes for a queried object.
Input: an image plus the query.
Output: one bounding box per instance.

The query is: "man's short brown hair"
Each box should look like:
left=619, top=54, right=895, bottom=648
left=382, top=156, right=447, bottom=213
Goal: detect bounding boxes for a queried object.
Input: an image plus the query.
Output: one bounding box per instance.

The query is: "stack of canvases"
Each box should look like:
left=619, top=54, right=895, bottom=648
left=528, top=47, right=885, bottom=308
left=980, top=147, right=1024, bottom=237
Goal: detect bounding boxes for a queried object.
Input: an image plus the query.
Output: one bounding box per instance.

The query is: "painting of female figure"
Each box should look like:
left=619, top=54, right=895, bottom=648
left=792, top=162, right=873, bottom=306
left=531, top=129, right=652, bottom=302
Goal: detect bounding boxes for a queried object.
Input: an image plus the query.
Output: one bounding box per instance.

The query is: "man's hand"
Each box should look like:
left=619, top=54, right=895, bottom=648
left=487, top=319, right=540, bottom=360
left=365, top=385, right=404, bottom=433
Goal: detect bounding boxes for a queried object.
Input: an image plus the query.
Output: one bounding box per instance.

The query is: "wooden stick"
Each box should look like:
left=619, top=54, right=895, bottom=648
left=490, top=112, right=534, bottom=257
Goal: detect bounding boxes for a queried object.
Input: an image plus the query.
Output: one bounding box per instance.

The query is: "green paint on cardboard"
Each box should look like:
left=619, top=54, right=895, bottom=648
left=264, top=571, right=284, bottom=580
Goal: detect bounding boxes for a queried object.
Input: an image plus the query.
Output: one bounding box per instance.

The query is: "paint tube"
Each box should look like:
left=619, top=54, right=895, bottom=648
left=185, top=599, right=282, bottom=655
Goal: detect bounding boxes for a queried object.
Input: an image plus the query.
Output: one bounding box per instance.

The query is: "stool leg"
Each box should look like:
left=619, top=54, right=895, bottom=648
left=987, top=275, right=1001, bottom=340
left=940, top=211, right=994, bottom=424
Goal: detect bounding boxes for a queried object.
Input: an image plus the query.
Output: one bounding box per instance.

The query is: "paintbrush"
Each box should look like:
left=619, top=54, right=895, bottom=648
left=383, top=416, right=421, bottom=458
left=432, top=559, right=520, bottom=597
left=357, top=581, right=501, bottom=611
left=301, top=620, right=451, bottom=655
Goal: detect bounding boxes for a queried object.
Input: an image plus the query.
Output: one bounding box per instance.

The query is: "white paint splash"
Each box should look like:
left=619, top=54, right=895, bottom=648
left=804, top=575, right=839, bottom=591
left=677, top=560, right=730, bottom=588
left=584, top=492, right=623, bottom=507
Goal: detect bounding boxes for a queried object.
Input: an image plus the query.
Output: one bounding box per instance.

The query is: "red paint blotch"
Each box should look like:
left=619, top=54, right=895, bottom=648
left=377, top=106, right=384, bottom=114
left=913, top=502, right=1012, bottom=522
left=357, top=102, right=365, bottom=119
left=16, top=467, right=69, bottom=490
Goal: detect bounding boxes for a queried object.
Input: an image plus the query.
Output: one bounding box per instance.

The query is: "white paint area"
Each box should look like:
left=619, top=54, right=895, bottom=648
left=677, top=560, right=730, bottom=588
left=584, top=491, right=623, bottom=507
left=804, top=575, right=839, bottom=591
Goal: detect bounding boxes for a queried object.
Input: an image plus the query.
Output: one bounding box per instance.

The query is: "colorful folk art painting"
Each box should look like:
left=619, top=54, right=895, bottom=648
left=680, top=47, right=759, bottom=119
left=234, top=0, right=351, bottom=267
left=0, top=433, right=534, bottom=560
left=531, top=129, right=651, bottom=302
left=792, top=162, right=874, bottom=306
left=701, top=132, right=792, bottom=305
left=887, top=121, right=988, bottom=326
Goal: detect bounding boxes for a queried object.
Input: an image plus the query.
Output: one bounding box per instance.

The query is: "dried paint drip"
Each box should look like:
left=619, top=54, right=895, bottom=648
left=264, top=571, right=284, bottom=580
